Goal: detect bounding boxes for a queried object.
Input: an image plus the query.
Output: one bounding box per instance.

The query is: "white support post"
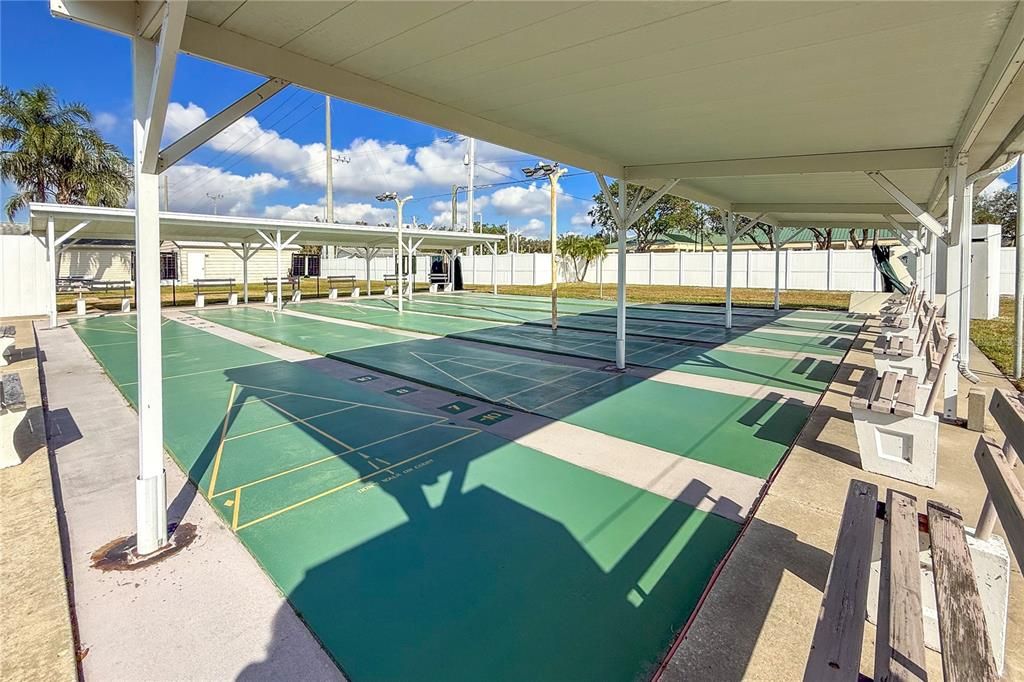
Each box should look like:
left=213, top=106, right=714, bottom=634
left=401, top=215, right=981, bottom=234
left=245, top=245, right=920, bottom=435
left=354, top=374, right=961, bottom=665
left=942, top=154, right=969, bottom=418
left=46, top=216, right=57, bottom=328
left=489, top=241, right=497, bottom=294
left=1017, top=155, right=1024, bottom=379
left=275, top=229, right=283, bottom=311
left=242, top=243, right=250, bottom=303
left=132, top=33, right=172, bottom=555
left=725, top=213, right=736, bottom=329
left=773, top=229, right=782, bottom=311
left=616, top=180, right=628, bottom=369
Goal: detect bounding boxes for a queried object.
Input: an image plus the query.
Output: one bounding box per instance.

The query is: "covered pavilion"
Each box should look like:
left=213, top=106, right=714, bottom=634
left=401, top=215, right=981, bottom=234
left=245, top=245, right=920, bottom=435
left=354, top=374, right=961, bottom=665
left=47, top=0, right=1024, bottom=555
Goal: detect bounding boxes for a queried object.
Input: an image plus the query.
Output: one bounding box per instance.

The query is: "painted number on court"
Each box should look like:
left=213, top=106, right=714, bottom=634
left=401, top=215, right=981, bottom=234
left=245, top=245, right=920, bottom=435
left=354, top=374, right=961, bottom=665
left=386, top=386, right=418, bottom=396
left=438, top=401, right=475, bottom=414
left=350, top=375, right=378, bottom=383
left=470, top=410, right=512, bottom=425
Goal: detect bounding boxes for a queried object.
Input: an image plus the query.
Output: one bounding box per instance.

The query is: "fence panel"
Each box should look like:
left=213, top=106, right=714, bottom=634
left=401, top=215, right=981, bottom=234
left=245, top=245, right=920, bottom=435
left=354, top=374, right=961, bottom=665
left=0, top=235, right=49, bottom=317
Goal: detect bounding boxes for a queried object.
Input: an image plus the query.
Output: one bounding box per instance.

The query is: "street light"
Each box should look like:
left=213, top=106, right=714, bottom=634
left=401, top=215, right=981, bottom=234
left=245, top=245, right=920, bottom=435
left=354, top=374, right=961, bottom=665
left=376, top=191, right=413, bottom=313
left=523, top=162, right=567, bottom=330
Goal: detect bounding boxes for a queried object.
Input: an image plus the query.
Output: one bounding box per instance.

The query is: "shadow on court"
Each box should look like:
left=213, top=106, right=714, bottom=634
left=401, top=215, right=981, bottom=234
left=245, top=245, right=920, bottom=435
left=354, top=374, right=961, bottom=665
left=156, top=361, right=744, bottom=680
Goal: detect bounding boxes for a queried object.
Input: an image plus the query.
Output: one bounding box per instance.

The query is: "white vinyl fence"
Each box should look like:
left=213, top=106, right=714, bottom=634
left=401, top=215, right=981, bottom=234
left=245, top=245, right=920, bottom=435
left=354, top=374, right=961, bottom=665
left=0, top=234, right=50, bottom=317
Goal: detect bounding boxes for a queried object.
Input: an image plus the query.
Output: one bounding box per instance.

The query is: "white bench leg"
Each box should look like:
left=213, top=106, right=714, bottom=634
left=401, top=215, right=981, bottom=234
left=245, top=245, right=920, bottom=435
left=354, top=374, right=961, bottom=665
left=76, top=299, right=87, bottom=316
left=867, top=528, right=1010, bottom=674
left=120, top=297, right=131, bottom=313
left=265, top=292, right=274, bottom=305
left=384, top=286, right=393, bottom=297
left=351, top=287, right=360, bottom=298
left=443, top=283, right=453, bottom=293
left=196, top=293, right=206, bottom=308
left=873, top=354, right=926, bottom=379
left=429, top=283, right=439, bottom=293
left=852, top=407, right=938, bottom=487
left=0, top=410, right=26, bottom=467
left=328, top=288, right=338, bottom=299
left=228, top=292, right=238, bottom=306
left=0, top=339, right=14, bottom=367
left=291, top=290, right=301, bottom=303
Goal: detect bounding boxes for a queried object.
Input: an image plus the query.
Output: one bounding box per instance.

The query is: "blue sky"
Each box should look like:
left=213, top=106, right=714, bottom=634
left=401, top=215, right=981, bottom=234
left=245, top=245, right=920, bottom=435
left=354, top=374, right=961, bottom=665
left=2, top=0, right=1016, bottom=230
left=0, top=0, right=601, bottom=234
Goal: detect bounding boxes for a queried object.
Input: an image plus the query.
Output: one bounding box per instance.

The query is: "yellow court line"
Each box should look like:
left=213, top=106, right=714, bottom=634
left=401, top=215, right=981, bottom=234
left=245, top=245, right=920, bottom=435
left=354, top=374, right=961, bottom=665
left=234, top=431, right=480, bottom=531
left=207, top=383, right=239, bottom=498
left=263, top=399, right=354, bottom=451
left=212, top=450, right=349, bottom=499
left=233, top=383, right=445, bottom=420
left=223, top=405, right=359, bottom=442
left=118, top=360, right=280, bottom=387
left=231, top=488, right=241, bottom=530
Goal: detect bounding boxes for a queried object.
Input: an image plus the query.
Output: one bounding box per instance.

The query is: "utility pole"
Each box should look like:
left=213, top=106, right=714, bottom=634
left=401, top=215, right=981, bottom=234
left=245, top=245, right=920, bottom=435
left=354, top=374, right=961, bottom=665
left=325, top=95, right=333, bottom=222
left=464, top=138, right=476, bottom=236
left=376, top=192, right=413, bottom=313
left=523, top=161, right=566, bottom=330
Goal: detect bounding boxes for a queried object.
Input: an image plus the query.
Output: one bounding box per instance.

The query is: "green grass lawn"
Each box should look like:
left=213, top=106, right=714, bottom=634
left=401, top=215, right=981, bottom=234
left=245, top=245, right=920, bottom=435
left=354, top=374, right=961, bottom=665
left=468, top=282, right=852, bottom=311
left=970, top=296, right=1023, bottom=391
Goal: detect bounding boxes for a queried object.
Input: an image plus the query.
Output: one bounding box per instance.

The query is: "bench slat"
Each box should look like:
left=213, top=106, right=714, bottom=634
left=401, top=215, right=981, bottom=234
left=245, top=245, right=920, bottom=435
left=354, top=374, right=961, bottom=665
left=852, top=369, right=877, bottom=410
left=804, top=480, right=878, bottom=681
left=926, top=501, right=998, bottom=682
left=894, top=375, right=918, bottom=418
left=874, top=372, right=899, bottom=414
left=974, top=436, right=1024, bottom=566
left=875, top=490, right=927, bottom=682
left=990, top=388, right=1024, bottom=454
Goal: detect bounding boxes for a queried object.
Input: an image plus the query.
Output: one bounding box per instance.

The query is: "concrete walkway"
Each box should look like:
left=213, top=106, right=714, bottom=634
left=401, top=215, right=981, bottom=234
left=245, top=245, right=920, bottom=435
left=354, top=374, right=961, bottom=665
left=663, top=320, right=1024, bottom=680
left=0, top=318, right=77, bottom=680
left=35, top=321, right=342, bottom=681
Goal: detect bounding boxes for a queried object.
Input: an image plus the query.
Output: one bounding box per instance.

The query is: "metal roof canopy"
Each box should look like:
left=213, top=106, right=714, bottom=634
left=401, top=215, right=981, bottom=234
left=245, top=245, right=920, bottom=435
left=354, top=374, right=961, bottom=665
left=28, top=202, right=501, bottom=252
left=51, top=1, right=1024, bottom=228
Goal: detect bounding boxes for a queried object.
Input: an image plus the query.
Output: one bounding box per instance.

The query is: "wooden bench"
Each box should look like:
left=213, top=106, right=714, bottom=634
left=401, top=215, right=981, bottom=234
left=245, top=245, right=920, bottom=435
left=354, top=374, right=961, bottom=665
left=0, top=325, right=14, bottom=367
left=805, top=480, right=999, bottom=681
left=852, top=335, right=957, bottom=487
left=874, top=303, right=941, bottom=378
left=879, top=282, right=920, bottom=322
left=263, top=276, right=299, bottom=304
left=89, top=280, right=133, bottom=311
left=1, top=372, right=27, bottom=468
left=193, top=278, right=237, bottom=307
left=326, top=275, right=356, bottom=299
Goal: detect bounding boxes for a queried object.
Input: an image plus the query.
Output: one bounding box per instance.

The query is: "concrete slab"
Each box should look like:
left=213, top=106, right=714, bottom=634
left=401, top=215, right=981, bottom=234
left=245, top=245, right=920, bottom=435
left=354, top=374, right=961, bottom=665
left=662, top=320, right=1024, bottom=681
left=0, top=318, right=77, bottom=681
left=35, top=321, right=342, bottom=681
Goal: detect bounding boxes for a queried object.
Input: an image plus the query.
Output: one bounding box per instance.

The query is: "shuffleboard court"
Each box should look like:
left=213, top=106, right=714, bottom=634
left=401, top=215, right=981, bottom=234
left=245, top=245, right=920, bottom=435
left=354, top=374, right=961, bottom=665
left=356, top=297, right=852, bottom=357
left=422, top=293, right=860, bottom=334
left=198, top=307, right=814, bottom=478
left=69, top=315, right=742, bottom=681
left=294, top=300, right=839, bottom=393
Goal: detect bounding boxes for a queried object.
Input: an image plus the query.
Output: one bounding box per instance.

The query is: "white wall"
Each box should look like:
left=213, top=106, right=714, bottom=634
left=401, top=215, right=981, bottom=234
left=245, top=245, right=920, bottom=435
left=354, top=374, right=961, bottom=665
left=0, top=235, right=50, bottom=317
left=1001, top=247, right=1016, bottom=295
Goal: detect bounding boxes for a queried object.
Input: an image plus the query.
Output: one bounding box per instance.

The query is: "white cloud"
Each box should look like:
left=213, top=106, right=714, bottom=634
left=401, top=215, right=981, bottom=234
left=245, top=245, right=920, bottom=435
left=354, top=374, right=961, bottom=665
left=163, top=162, right=287, bottom=215
left=490, top=183, right=572, bottom=218
left=428, top=196, right=490, bottom=228
left=520, top=218, right=548, bottom=238
left=94, top=112, right=119, bottom=134
left=981, top=177, right=1009, bottom=197
left=262, top=200, right=395, bottom=225
left=571, top=207, right=595, bottom=227
left=163, top=102, right=520, bottom=199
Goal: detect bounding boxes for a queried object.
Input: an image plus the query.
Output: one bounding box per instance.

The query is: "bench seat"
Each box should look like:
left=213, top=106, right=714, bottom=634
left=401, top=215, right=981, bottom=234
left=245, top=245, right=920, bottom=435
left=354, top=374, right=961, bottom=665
left=0, top=326, right=15, bottom=367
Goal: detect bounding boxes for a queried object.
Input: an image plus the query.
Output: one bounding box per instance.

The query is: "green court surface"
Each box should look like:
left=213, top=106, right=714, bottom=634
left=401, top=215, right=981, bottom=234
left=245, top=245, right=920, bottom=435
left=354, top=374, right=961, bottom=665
left=71, top=315, right=741, bottom=680
left=295, top=300, right=838, bottom=393
left=198, top=307, right=813, bottom=478
left=424, top=293, right=861, bottom=334
left=356, top=297, right=851, bottom=357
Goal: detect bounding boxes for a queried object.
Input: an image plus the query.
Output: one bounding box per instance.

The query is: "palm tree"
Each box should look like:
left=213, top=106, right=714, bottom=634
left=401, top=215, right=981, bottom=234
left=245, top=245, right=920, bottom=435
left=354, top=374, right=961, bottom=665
left=1, top=85, right=132, bottom=219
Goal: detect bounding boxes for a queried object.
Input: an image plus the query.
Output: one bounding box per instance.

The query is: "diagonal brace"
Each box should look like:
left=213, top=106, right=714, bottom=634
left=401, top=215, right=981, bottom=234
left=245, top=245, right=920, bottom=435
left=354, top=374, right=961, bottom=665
left=865, top=171, right=945, bottom=238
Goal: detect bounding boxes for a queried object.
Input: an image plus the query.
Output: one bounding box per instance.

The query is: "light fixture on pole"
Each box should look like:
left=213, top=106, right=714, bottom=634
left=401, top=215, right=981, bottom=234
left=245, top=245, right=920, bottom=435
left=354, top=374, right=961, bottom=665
left=206, top=192, right=224, bottom=215
left=376, top=191, right=413, bottom=313
left=523, top=161, right=567, bottom=330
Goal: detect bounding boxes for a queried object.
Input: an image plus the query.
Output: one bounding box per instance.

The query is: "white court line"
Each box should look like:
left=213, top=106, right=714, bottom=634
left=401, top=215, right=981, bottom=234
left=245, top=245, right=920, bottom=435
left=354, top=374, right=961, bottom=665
left=529, top=373, right=622, bottom=413
left=118, top=360, right=281, bottom=387
left=498, top=368, right=590, bottom=402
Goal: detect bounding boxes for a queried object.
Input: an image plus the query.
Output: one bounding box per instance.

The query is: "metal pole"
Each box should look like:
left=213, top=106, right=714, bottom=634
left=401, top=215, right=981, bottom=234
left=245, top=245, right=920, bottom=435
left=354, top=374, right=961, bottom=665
left=550, top=170, right=563, bottom=330
left=325, top=95, right=333, bottom=222
left=275, top=229, right=282, bottom=311
left=466, top=138, right=475, bottom=235
left=959, top=178, right=975, bottom=366
left=365, top=248, right=372, bottom=296
left=132, top=36, right=167, bottom=555
left=47, top=216, right=57, bottom=328
left=242, top=243, right=249, bottom=304
left=491, top=241, right=497, bottom=295
left=773, top=235, right=782, bottom=312
left=976, top=440, right=1018, bottom=540
left=725, top=214, right=735, bottom=329
left=1016, top=155, right=1023, bottom=379
left=397, top=199, right=404, bottom=313
left=616, top=180, right=627, bottom=369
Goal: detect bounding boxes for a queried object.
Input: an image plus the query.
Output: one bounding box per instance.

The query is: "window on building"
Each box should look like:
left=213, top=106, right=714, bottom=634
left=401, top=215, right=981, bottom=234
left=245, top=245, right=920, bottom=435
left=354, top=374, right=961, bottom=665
left=160, top=252, right=179, bottom=280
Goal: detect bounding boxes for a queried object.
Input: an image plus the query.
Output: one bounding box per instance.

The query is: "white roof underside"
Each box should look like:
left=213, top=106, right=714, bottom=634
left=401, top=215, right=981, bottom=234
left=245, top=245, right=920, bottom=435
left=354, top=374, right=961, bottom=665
left=52, top=1, right=1024, bottom=227
left=28, top=203, right=501, bottom=251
